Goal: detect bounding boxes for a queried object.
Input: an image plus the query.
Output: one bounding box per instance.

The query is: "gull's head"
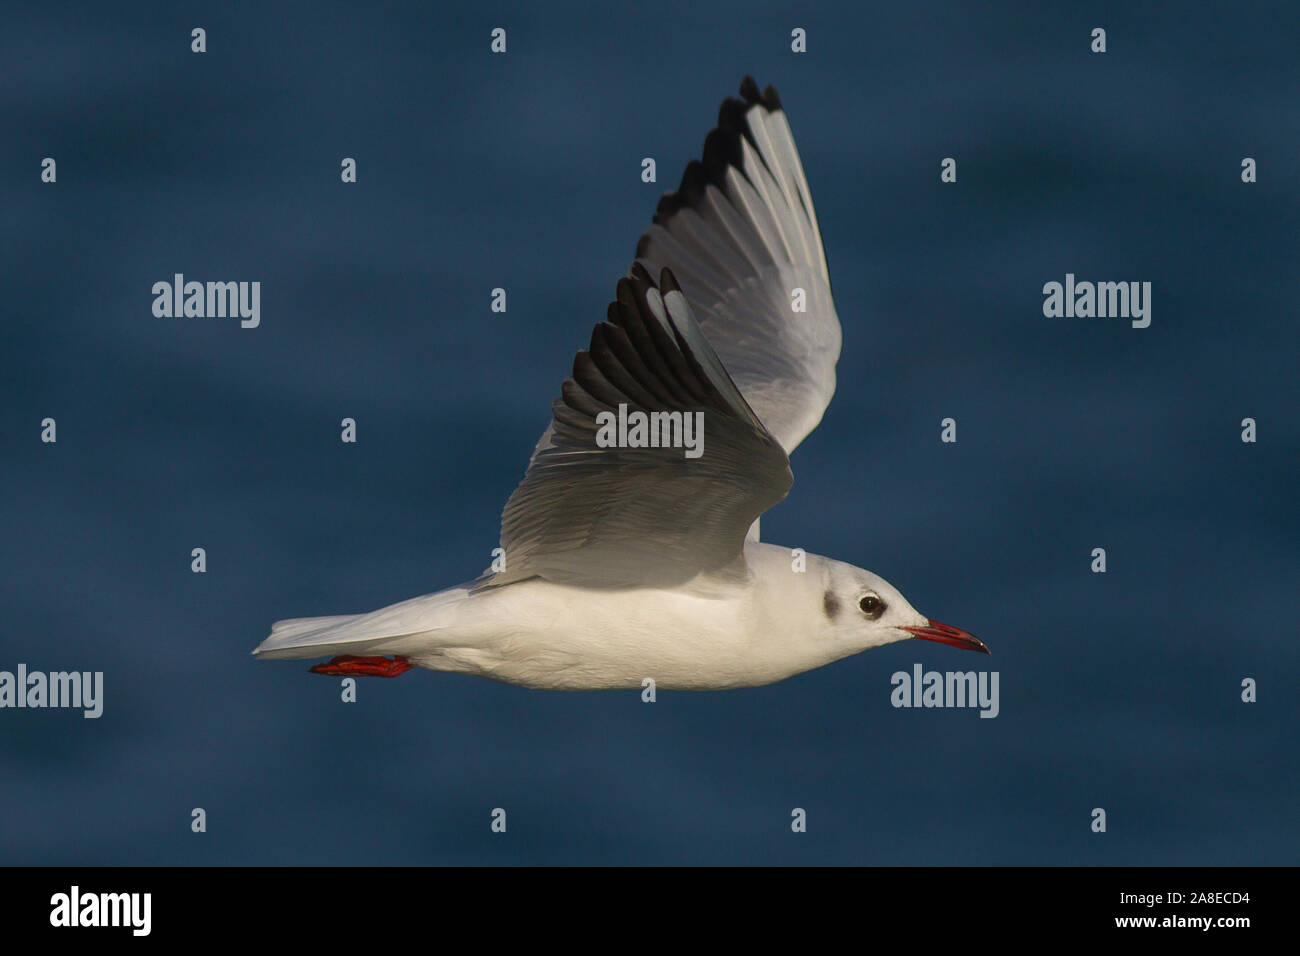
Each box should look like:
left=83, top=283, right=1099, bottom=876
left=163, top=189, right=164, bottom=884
left=816, top=559, right=989, bottom=656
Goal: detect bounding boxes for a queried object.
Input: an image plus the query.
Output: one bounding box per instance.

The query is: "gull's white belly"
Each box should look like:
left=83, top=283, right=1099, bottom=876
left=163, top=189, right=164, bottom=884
left=397, top=575, right=802, bottom=691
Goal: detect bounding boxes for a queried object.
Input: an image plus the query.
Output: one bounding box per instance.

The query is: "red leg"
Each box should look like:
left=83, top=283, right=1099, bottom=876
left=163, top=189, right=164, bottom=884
left=309, top=655, right=414, bottom=678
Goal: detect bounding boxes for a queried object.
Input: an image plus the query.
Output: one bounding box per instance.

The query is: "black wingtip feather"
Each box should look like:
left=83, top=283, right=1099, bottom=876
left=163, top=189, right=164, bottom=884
left=740, top=76, right=781, bottom=112
left=701, top=127, right=741, bottom=190
left=640, top=77, right=784, bottom=250
left=717, top=97, right=748, bottom=135
left=678, top=160, right=708, bottom=204
left=654, top=160, right=705, bottom=220
left=627, top=260, right=653, bottom=289
left=614, top=276, right=638, bottom=315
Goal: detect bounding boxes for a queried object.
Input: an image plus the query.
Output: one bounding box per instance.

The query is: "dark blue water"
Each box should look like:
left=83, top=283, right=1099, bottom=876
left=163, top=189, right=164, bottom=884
left=2, top=1, right=1296, bottom=864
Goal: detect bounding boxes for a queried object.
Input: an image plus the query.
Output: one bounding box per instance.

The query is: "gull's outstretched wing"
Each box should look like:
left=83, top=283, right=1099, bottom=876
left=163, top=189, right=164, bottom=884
left=634, top=76, right=842, bottom=457
left=485, top=265, right=792, bottom=591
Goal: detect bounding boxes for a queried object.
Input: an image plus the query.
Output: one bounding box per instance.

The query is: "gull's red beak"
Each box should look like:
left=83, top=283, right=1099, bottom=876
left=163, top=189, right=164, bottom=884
left=901, top=619, right=990, bottom=654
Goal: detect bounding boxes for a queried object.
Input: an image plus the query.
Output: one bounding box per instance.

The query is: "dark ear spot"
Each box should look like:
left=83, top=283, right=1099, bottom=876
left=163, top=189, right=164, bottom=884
left=823, top=590, right=841, bottom=620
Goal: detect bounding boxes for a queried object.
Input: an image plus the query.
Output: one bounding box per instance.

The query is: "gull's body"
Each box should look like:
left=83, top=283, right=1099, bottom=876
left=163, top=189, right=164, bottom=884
left=259, top=544, right=927, bottom=690
left=254, top=77, right=988, bottom=688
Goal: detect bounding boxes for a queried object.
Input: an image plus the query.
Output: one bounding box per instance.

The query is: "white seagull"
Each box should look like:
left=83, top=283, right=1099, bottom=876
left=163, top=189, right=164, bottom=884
left=254, top=76, right=988, bottom=689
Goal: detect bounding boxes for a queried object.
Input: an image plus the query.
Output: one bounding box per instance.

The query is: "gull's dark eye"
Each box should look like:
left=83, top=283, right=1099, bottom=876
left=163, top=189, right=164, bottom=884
left=859, top=595, right=885, bottom=619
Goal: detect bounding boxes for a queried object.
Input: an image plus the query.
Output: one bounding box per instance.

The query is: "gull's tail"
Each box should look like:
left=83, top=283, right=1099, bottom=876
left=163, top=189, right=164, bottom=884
left=253, top=585, right=473, bottom=661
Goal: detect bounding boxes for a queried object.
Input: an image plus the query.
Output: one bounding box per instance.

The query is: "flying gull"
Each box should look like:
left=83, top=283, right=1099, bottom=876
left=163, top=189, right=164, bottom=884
left=253, top=76, right=989, bottom=690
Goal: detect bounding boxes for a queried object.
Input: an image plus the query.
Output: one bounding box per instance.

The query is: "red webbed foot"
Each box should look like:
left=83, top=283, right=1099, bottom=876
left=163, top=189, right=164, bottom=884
left=308, top=655, right=414, bottom=678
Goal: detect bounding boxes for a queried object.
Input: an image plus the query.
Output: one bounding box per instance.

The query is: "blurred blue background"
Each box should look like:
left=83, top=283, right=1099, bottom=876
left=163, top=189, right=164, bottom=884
left=1, top=1, right=1296, bottom=864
